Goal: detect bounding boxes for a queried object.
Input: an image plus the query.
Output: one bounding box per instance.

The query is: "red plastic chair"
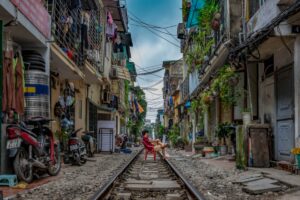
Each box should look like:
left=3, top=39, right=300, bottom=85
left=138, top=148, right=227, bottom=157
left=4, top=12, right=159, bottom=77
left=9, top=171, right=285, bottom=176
left=142, top=141, right=156, bottom=161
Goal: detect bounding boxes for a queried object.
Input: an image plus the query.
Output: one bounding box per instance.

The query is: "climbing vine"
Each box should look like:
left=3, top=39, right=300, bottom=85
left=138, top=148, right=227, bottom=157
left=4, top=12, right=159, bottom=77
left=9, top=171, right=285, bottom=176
left=185, top=0, right=219, bottom=73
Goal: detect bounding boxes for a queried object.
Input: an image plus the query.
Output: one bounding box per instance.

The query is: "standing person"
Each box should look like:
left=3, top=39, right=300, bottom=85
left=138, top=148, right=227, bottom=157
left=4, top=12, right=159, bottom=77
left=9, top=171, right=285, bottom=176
left=142, top=130, right=168, bottom=159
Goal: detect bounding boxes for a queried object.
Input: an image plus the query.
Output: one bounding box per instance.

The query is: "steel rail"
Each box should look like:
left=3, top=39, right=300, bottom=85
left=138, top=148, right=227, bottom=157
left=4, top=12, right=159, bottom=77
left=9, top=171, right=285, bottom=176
left=89, top=148, right=143, bottom=200
left=162, top=155, right=206, bottom=200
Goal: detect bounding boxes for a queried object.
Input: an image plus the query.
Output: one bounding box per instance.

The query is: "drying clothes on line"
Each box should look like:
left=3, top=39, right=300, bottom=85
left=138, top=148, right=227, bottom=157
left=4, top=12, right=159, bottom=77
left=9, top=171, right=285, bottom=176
left=169, top=96, right=173, bottom=107
left=106, top=22, right=117, bottom=39
left=2, top=51, right=16, bottom=112
left=107, top=11, right=113, bottom=25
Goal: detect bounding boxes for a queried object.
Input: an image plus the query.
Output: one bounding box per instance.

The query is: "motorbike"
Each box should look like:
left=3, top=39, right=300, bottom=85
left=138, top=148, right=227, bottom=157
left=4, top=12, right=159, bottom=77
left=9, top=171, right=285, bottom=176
left=81, top=131, right=96, bottom=157
left=6, top=117, right=61, bottom=183
left=64, top=128, right=87, bottom=165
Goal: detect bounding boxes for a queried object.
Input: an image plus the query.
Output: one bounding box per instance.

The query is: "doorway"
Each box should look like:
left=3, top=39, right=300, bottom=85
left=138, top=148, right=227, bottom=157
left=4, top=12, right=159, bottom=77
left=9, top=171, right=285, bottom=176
left=276, top=66, right=294, bottom=161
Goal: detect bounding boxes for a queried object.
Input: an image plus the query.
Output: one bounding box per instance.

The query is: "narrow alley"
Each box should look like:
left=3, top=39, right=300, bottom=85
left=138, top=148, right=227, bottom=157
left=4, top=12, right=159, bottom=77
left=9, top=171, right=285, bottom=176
left=0, top=0, right=300, bottom=200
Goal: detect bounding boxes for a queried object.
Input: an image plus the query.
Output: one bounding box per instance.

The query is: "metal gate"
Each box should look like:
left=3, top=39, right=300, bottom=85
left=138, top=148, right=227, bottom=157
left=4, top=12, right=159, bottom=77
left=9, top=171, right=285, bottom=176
left=276, top=66, right=294, bottom=161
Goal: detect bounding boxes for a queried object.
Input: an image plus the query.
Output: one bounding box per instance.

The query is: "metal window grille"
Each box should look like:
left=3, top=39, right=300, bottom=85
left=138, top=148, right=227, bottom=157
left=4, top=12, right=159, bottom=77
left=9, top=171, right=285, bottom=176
left=47, top=0, right=105, bottom=73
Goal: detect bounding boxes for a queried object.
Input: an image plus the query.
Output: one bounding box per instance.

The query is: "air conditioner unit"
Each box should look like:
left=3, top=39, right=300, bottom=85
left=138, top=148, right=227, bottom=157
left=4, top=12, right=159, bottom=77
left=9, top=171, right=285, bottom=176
left=110, top=68, right=118, bottom=78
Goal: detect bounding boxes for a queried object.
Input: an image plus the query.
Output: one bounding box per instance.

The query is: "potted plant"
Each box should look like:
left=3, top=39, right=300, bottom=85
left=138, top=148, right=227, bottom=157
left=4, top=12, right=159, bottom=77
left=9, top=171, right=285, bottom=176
left=194, top=136, right=207, bottom=154
left=242, top=108, right=251, bottom=125
left=215, top=122, right=232, bottom=156
left=291, top=148, right=300, bottom=169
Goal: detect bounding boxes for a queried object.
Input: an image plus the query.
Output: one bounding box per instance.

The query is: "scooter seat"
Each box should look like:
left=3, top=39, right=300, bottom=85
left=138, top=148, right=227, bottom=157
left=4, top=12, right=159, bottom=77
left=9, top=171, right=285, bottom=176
left=26, top=117, right=52, bottom=126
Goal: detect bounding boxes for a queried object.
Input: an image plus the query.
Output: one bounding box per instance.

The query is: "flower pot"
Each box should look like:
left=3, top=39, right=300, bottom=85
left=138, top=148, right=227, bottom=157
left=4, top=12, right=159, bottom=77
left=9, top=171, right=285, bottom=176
left=219, top=145, right=227, bottom=156
left=242, top=112, right=251, bottom=125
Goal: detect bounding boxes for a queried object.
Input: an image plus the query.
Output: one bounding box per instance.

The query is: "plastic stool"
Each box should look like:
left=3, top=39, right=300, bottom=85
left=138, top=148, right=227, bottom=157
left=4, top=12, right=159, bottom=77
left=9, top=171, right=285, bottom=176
left=0, top=175, right=18, bottom=187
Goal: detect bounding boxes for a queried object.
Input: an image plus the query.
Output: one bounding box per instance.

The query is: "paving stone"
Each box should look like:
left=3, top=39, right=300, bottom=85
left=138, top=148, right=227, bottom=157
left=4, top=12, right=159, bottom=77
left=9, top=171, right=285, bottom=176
left=243, top=178, right=278, bottom=186
left=125, top=180, right=181, bottom=191
left=125, top=180, right=152, bottom=184
left=116, top=192, right=131, bottom=200
left=233, top=174, right=264, bottom=184
left=166, top=193, right=182, bottom=200
left=243, top=184, right=282, bottom=194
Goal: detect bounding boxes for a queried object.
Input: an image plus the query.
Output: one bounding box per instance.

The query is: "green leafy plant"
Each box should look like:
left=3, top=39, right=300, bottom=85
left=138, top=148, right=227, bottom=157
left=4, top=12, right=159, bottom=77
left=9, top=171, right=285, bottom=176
left=215, top=122, right=234, bottom=145
left=185, top=0, right=219, bottom=74
left=211, top=65, right=240, bottom=106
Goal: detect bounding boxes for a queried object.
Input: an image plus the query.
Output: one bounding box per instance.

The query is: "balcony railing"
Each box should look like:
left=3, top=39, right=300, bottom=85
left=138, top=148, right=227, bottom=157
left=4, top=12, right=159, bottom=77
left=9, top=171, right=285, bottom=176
left=48, top=0, right=105, bottom=73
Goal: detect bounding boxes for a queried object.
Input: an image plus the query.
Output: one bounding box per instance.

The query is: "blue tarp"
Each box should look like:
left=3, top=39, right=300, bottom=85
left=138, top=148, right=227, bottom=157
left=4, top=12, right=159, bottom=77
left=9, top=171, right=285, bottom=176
left=186, top=0, right=205, bottom=28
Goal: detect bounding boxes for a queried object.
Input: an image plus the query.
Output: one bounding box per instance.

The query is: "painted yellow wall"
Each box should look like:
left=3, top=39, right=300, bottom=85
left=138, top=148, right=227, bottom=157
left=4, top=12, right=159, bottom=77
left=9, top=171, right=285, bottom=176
left=73, top=80, right=87, bottom=132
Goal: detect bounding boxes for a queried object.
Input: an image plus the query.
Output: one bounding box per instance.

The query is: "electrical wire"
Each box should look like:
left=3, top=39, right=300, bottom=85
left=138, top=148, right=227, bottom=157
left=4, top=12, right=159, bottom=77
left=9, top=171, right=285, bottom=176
left=141, top=79, right=163, bottom=89
left=127, top=10, right=177, bottom=29
left=137, top=68, right=164, bottom=75
left=129, top=23, right=178, bottom=37
left=128, top=13, right=180, bottom=48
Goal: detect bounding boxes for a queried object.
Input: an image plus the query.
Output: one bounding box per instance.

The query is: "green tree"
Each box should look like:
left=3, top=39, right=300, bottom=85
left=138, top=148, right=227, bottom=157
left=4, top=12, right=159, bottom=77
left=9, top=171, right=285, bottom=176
left=127, top=86, right=147, bottom=141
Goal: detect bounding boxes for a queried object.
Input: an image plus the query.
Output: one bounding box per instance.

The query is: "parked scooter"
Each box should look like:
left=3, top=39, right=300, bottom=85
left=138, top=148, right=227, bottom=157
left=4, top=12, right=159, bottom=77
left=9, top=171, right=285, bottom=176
left=81, top=131, right=96, bottom=157
left=6, top=117, right=61, bottom=183
left=64, top=128, right=87, bottom=165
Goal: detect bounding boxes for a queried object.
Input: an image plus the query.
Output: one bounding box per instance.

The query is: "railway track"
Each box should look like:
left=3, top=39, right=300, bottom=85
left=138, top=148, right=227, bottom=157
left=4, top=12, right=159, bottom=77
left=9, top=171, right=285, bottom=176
left=90, top=149, right=205, bottom=200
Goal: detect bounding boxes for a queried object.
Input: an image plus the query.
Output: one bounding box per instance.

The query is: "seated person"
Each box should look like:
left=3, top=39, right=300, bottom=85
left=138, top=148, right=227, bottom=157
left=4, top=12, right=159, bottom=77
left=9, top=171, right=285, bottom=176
left=142, top=130, right=167, bottom=159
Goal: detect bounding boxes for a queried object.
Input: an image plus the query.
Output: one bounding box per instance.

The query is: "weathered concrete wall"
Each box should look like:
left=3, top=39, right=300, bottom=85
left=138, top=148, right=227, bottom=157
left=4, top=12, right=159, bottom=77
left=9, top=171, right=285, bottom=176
left=229, top=0, right=243, bottom=38
left=88, top=84, right=101, bottom=105
left=50, top=78, right=61, bottom=134
left=104, top=42, right=112, bottom=79
left=74, top=80, right=87, bottom=132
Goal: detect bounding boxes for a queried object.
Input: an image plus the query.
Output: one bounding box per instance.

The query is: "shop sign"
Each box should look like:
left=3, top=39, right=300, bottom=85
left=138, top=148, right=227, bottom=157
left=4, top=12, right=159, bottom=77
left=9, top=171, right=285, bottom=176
left=10, top=0, right=51, bottom=38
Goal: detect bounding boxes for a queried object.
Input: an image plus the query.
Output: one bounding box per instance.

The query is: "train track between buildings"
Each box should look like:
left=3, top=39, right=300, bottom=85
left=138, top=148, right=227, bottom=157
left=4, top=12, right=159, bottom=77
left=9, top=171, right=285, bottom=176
left=90, top=149, right=205, bottom=200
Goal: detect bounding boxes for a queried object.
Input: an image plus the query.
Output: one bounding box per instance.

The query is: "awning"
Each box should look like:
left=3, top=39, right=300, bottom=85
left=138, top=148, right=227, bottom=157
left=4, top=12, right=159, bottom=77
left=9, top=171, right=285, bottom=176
left=88, top=98, right=115, bottom=112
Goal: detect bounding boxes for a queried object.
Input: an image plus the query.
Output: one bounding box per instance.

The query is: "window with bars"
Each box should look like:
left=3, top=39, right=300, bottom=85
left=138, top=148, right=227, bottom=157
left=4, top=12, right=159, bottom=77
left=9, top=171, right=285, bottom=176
left=47, top=0, right=105, bottom=73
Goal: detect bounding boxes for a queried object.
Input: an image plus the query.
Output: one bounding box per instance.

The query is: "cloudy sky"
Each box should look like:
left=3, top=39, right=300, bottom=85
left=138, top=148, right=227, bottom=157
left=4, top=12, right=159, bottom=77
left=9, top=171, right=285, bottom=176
left=127, top=0, right=182, bottom=122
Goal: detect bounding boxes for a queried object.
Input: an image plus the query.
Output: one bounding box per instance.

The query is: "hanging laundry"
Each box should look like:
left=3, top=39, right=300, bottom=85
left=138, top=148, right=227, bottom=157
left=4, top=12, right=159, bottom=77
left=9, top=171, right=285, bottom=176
left=2, top=51, right=16, bottom=112
left=137, top=103, right=144, bottom=113
left=106, top=22, right=117, bottom=39
left=107, top=11, right=113, bottom=25
left=133, top=98, right=139, bottom=113
left=169, top=96, right=173, bottom=107
left=14, top=54, right=25, bottom=114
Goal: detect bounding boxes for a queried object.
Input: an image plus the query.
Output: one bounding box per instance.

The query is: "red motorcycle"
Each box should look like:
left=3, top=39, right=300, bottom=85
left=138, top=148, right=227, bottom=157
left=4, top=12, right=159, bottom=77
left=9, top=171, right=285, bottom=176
left=6, top=117, right=61, bottom=183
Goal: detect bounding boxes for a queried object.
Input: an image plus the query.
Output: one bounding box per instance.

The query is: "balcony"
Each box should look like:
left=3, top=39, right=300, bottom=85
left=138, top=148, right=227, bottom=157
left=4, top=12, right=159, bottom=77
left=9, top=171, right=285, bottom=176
left=247, top=0, right=282, bottom=35
left=48, top=0, right=105, bottom=73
